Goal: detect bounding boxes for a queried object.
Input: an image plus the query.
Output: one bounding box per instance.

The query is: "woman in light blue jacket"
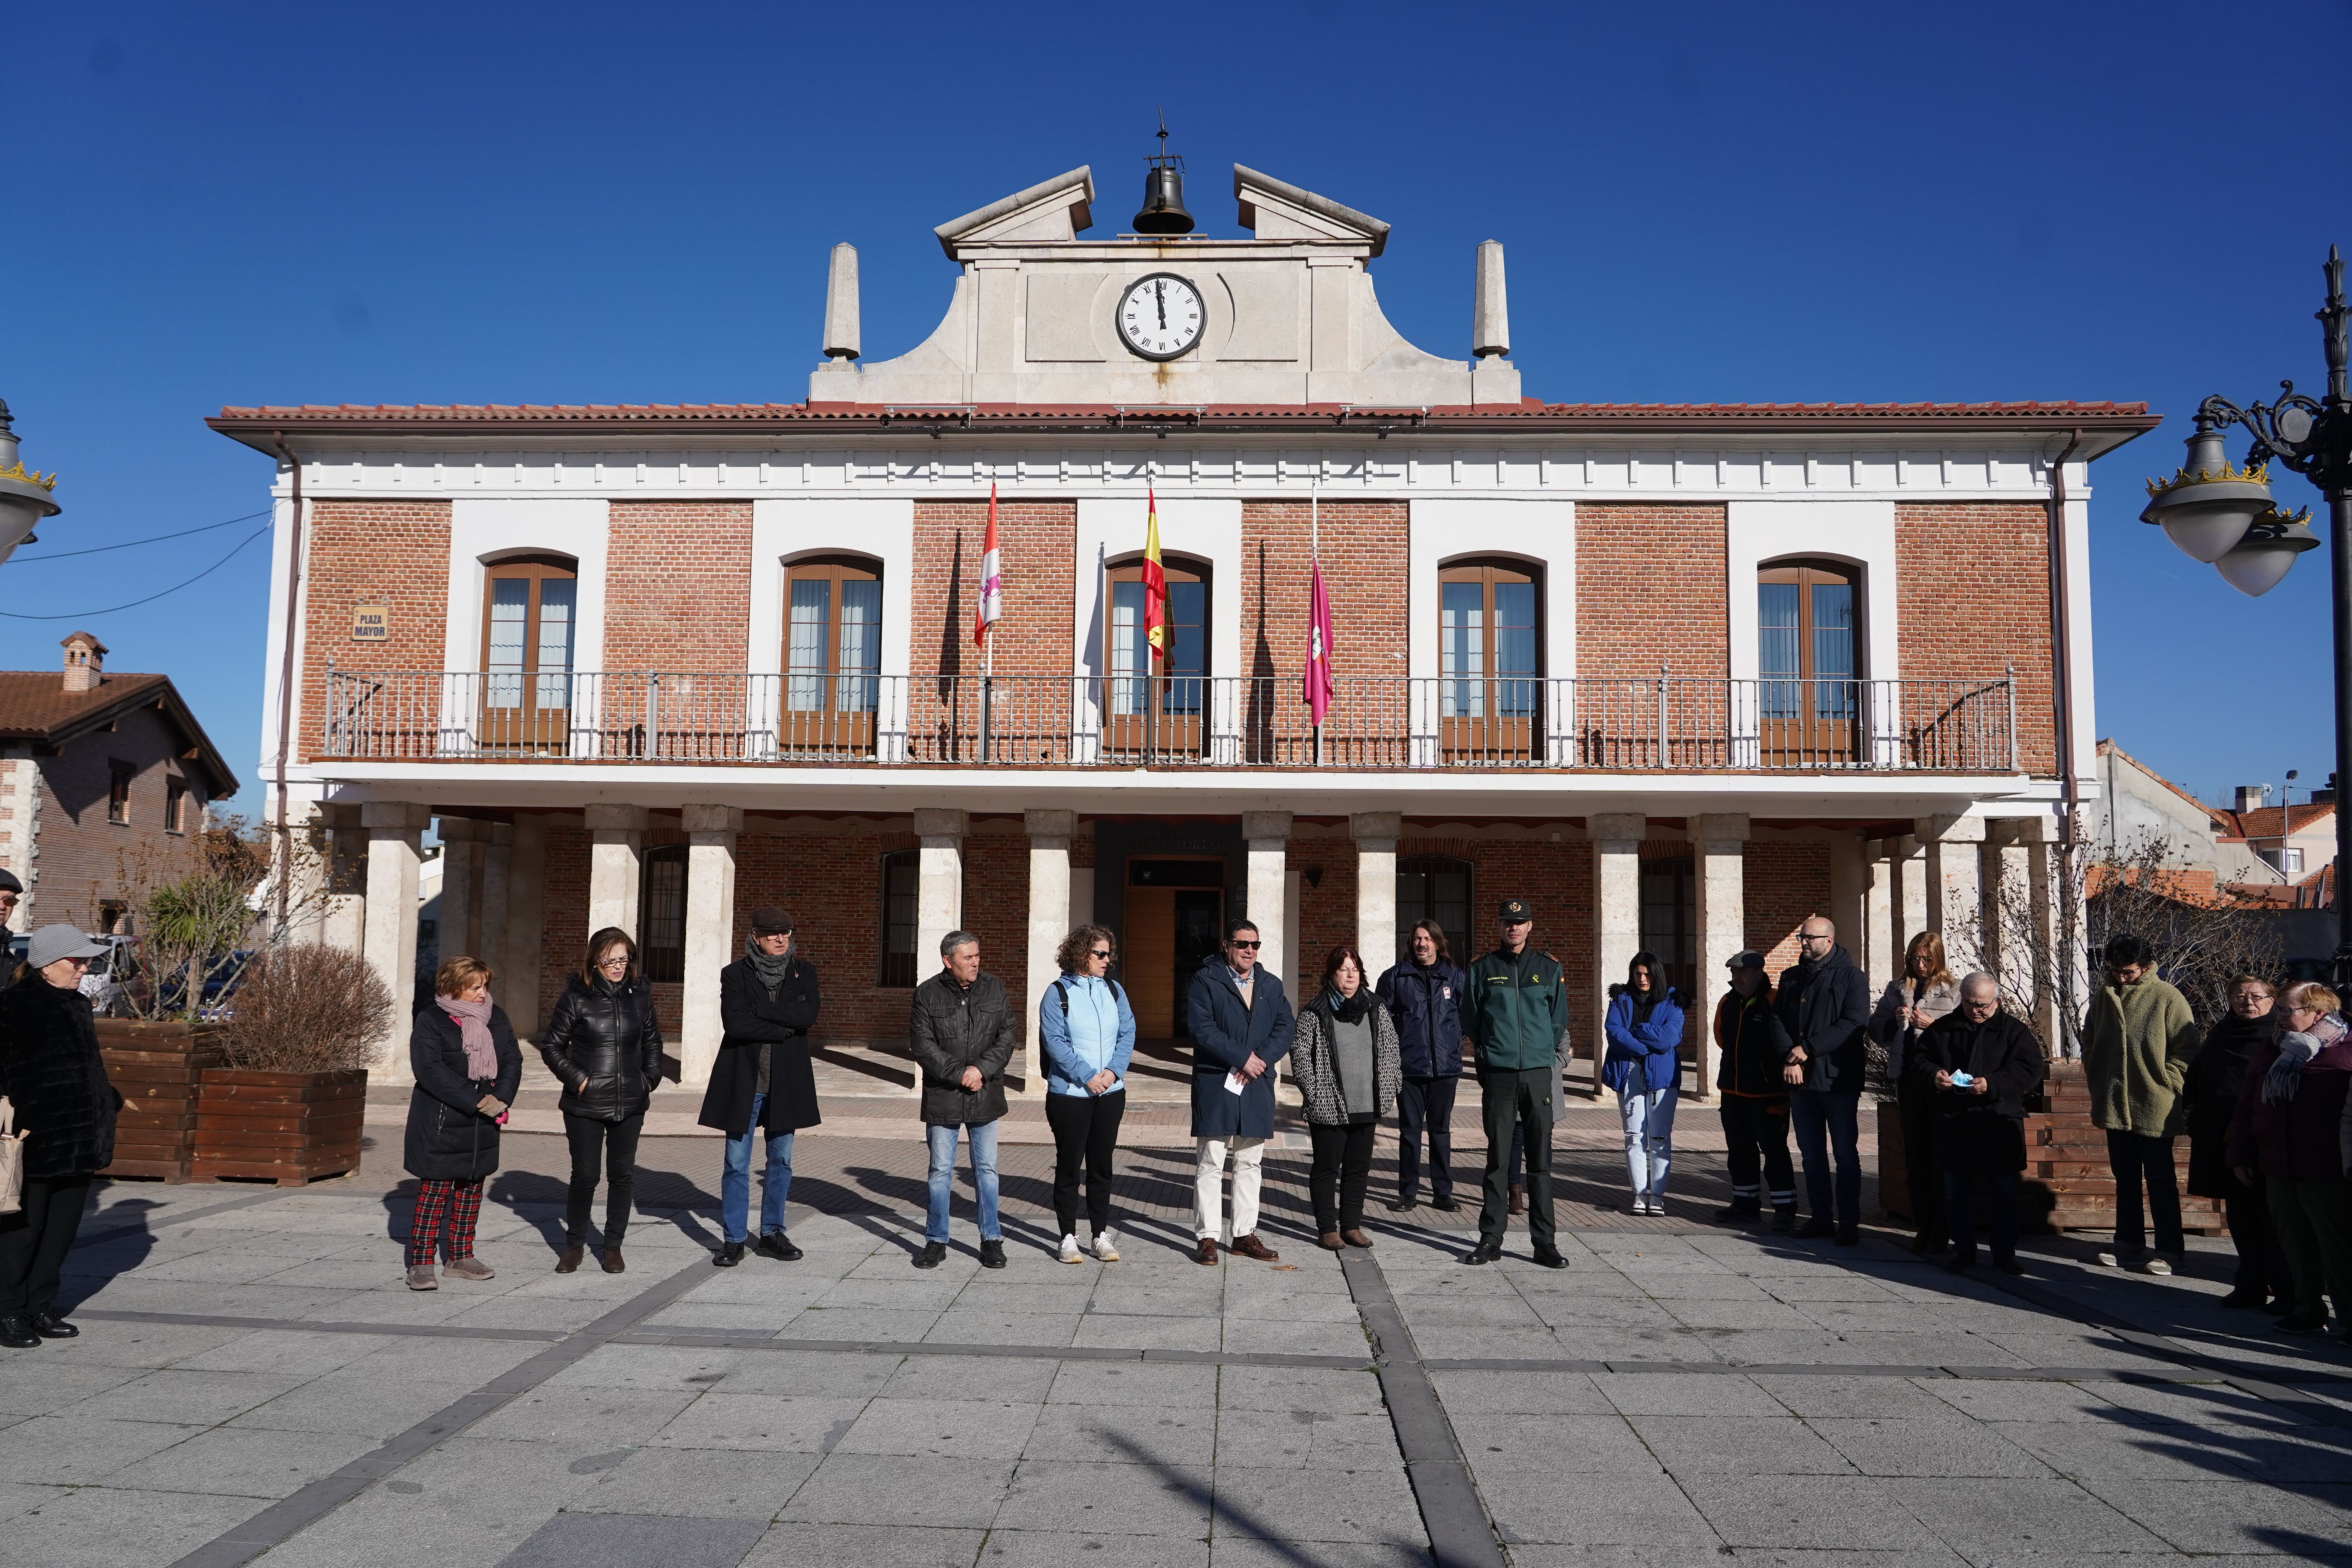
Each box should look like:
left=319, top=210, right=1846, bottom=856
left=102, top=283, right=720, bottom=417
left=1604, top=950, right=1685, bottom=1215
left=1039, top=924, right=1137, bottom=1263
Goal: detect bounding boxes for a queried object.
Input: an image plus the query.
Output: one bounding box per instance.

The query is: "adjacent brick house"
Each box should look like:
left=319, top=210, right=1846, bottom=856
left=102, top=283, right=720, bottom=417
left=0, top=632, right=240, bottom=935
left=210, top=158, right=2158, bottom=1089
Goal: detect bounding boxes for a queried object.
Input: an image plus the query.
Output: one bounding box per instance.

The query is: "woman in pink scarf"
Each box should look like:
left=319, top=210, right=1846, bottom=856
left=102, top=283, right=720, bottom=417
left=401, top=955, right=522, bottom=1290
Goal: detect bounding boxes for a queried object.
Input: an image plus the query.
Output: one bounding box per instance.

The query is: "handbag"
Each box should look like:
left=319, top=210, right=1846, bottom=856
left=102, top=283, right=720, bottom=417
left=0, top=1096, right=25, bottom=1217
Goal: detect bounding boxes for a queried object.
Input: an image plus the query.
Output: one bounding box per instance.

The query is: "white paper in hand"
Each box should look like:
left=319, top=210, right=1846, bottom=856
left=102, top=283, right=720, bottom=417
left=1224, top=1071, right=1247, bottom=1095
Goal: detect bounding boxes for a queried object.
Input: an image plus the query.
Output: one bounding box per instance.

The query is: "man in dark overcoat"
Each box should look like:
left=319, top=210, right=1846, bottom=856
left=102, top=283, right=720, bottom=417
left=1910, top=973, right=2045, bottom=1276
left=1185, top=917, right=1295, bottom=1265
left=697, top=906, right=821, bottom=1267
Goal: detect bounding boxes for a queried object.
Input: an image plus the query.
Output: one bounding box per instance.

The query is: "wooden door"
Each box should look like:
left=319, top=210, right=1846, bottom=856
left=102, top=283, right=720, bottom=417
left=1125, top=888, right=1176, bottom=1036
left=480, top=557, right=576, bottom=753
left=1104, top=564, right=1208, bottom=762
left=1438, top=561, right=1541, bottom=762
left=783, top=558, right=882, bottom=755
left=1757, top=562, right=1860, bottom=765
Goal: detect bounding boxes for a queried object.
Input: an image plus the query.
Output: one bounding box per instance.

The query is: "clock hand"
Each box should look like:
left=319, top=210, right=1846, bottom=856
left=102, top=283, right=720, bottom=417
left=1155, top=280, right=1166, bottom=330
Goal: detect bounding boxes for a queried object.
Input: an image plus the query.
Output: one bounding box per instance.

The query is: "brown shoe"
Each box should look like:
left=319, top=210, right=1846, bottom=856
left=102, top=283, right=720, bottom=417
left=443, top=1256, right=495, bottom=1281
left=1341, top=1228, right=1374, bottom=1249
left=1319, top=1230, right=1345, bottom=1250
left=555, top=1245, right=584, bottom=1274
left=405, top=1264, right=438, bottom=1291
left=1194, top=1237, right=1221, bottom=1267
left=599, top=1247, right=626, bottom=1274
left=1509, top=1184, right=1527, bottom=1216
left=1229, top=1233, right=1280, bottom=1262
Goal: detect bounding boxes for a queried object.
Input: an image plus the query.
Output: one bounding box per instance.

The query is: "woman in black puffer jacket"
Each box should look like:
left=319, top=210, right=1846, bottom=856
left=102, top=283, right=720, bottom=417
left=536, top=927, right=664, bottom=1274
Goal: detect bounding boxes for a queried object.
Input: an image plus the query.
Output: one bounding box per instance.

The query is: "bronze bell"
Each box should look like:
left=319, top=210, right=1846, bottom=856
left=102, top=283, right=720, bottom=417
left=1133, top=162, right=1193, bottom=235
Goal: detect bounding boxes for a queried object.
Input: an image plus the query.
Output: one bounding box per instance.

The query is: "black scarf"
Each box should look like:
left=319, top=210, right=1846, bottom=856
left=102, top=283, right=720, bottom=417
left=745, top=937, right=793, bottom=997
left=1320, top=986, right=1377, bottom=1025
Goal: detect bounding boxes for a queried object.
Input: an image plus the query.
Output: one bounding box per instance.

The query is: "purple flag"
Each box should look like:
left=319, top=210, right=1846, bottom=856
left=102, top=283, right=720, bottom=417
left=1305, top=561, right=1336, bottom=725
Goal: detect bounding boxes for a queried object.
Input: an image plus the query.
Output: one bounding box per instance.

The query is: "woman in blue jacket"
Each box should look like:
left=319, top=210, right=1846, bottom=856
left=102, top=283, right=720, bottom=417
left=1604, top=950, right=1684, bottom=1215
left=1038, top=924, right=1137, bottom=1264
left=1376, top=920, right=1468, bottom=1212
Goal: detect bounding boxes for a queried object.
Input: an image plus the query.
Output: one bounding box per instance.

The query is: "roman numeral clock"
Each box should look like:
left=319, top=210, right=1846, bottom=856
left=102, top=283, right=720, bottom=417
left=1117, top=272, right=1204, bottom=361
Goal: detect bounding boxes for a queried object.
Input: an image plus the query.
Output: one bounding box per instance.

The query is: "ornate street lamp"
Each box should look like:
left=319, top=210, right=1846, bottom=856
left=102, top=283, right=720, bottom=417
left=0, top=398, right=61, bottom=567
left=2143, top=245, right=2352, bottom=975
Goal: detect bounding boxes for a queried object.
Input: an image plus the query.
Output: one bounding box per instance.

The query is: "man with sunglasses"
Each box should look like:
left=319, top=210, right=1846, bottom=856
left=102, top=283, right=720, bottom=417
left=1464, top=898, right=1570, bottom=1268
left=1186, top=918, right=1295, bottom=1265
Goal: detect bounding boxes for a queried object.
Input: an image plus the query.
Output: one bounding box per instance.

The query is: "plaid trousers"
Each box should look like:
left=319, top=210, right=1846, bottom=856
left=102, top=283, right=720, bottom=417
left=407, top=1178, right=485, bottom=1266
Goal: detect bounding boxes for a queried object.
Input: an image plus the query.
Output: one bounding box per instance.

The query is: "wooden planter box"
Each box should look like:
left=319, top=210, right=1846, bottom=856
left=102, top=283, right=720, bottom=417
left=1876, top=1062, right=2226, bottom=1237
left=193, top=1067, right=368, bottom=1185
left=95, top=1019, right=224, bottom=1182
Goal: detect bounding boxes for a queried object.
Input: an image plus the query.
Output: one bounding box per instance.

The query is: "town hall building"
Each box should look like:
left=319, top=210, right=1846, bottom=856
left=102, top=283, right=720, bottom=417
left=210, top=156, right=2158, bottom=1093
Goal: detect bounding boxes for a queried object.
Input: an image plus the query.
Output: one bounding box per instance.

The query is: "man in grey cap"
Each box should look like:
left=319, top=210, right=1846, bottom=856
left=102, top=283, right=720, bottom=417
left=0, top=923, right=117, bottom=1348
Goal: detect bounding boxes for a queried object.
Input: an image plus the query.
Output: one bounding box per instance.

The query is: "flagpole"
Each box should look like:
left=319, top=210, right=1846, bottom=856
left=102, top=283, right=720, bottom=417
left=1311, top=483, right=1322, bottom=768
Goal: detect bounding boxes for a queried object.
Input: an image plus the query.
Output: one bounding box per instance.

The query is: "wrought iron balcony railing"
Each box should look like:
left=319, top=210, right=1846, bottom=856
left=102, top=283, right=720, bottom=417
left=318, top=668, right=2020, bottom=773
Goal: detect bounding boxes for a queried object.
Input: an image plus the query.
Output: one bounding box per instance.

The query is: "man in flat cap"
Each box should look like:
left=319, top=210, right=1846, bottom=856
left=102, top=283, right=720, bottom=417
left=1463, top=898, right=1569, bottom=1268
left=697, top=907, right=821, bottom=1266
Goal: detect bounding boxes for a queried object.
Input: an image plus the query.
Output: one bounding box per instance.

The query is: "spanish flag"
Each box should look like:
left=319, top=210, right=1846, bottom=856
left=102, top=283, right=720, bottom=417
left=1142, top=486, right=1168, bottom=664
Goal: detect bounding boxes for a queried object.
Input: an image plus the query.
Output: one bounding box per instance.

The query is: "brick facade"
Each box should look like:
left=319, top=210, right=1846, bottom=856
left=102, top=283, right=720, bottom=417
left=1239, top=501, right=1409, bottom=684
left=1575, top=504, right=1730, bottom=677
left=1746, top=838, right=1833, bottom=980
left=1895, top=502, right=2055, bottom=775
left=21, top=704, right=214, bottom=933
left=604, top=503, right=753, bottom=672
left=910, top=499, right=1076, bottom=679
left=298, top=499, right=452, bottom=762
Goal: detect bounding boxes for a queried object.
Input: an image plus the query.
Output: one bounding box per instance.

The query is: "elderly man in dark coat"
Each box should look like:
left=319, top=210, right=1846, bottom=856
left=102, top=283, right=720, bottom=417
left=908, top=929, right=1017, bottom=1270
left=1186, top=917, right=1295, bottom=1266
left=1910, top=973, right=2046, bottom=1276
left=0, top=925, right=120, bottom=1347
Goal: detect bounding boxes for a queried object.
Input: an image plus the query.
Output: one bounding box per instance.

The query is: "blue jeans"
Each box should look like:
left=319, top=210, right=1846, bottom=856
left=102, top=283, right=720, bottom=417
left=721, top=1093, right=796, bottom=1243
left=1619, top=1085, right=1677, bottom=1200
left=1788, top=1091, right=1861, bottom=1226
left=926, top=1120, right=1001, bottom=1243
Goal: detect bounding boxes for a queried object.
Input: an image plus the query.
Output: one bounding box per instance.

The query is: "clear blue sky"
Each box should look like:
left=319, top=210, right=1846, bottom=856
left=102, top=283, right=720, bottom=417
left=5, top=2, right=2346, bottom=813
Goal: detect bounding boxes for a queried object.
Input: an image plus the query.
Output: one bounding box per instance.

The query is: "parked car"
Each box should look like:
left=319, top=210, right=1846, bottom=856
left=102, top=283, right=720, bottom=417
left=156, top=949, right=253, bottom=1017
left=79, top=935, right=138, bottom=1016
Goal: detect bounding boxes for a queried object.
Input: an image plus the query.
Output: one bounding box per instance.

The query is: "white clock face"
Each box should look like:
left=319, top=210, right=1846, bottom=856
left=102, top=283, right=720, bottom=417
left=1118, top=273, right=1205, bottom=361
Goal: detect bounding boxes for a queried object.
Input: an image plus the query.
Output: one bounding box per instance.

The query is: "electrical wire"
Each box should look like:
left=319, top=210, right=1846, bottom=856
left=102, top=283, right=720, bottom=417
left=0, top=524, right=271, bottom=619
left=7, top=508, right=273, bottom=562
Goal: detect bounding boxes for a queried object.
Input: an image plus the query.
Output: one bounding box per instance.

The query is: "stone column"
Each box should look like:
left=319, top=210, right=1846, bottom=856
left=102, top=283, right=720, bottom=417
left=435, top=817, right=487, bottom=964
left=1826, top=833, right=1872, bottom=982
left=913, top=808, right=967, bottom=975
left=1351, top=811, right=1402, bottom=973
left=1992, top=816, right=2062, bottom=1045
left=1918, top=814, right=1989, bottom=975
left=585, top=804, right=648, bottom=939
left=318, top=803, right=367, bottom=956
left=1689, top=813, right=1749, bottom=1105
left=680, top=806, right=742, bottom=1089
left=1591, top=813, right=1647, bottom=1102
left=1860, top=839, right=1895, bottom=996
left=1889, top=835, right=1928, bottom=969
left=506, top=815, right=548, bottom=1036
left=1024, top=810, right=1076, bottom=1100
left=362, top=803, right=430, bottom=1084
left=1242, top=810, right=1292, bottom=1005
left=478, top=823, right=513, bottom=1002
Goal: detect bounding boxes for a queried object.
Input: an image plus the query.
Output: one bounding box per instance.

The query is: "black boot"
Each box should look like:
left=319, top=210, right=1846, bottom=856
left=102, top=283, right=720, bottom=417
left=1771, top=1205, right=1798, bottom=1233
left=1713, top=1201, right=1761, bottom=1227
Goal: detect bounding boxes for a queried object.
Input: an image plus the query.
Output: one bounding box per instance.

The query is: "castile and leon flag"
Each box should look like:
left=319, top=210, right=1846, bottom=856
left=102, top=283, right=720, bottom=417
left=972, top=483, right=1002, bottom=648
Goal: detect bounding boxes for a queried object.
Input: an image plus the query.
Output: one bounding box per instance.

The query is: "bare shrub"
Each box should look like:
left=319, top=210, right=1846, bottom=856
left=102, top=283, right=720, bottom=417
left=218, top=943, right=395, bottom=1073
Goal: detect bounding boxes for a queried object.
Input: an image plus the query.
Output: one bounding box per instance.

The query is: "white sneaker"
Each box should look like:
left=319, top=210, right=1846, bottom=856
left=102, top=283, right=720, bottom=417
left=2141, top=1255, right=2175, bottom=1277
left=1058, top=1234, right=1083, bottom=1265
left=1093, top=1229, right=1120, bottom=1263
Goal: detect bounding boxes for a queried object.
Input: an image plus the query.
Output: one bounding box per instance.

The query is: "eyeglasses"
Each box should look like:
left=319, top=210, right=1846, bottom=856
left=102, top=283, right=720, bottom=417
left=1087, top=949, right=1111, bottom=960
left=1230, top=939, right=1261, bottom=950
left=1801, top=931, right=1832, bottom=942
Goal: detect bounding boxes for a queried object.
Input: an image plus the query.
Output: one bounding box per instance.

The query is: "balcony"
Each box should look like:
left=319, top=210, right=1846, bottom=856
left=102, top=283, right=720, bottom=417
left=319, top=669, right=2021, bottom=773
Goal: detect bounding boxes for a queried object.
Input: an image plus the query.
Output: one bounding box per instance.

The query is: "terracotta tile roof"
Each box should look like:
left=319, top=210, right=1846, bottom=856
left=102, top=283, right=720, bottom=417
left=207, top=397, right=2158, bottom=441
left=2210, top=802, right=2334, bottom=840
left=0, top=672, right=239, bottom=796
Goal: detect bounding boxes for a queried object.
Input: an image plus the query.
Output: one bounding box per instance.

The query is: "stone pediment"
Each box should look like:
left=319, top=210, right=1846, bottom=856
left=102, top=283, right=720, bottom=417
left=814, top=160, right=1518, bottom=409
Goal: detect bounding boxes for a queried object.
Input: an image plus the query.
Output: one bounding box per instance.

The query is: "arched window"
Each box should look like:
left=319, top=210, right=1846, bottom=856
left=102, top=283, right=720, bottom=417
left=637, top=845, right=688, bottom=984
left=1438, top=558, right=1541, bottom=760
left=1758, top=558, right=1860, bottom=764
left=784, top=555, right=883, bottom=749
left=878, top=848, right=919, bottom=987
left=1103, top=555, right=1209, bottom=758
left=1395, top=855, right=1472, bottom=967
left=480, top=554, right=577, bottom=750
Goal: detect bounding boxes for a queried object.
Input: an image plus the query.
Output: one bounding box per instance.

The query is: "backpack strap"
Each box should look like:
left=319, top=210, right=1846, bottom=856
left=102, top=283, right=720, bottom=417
left=1054, top=979, right=1069, bottom=1015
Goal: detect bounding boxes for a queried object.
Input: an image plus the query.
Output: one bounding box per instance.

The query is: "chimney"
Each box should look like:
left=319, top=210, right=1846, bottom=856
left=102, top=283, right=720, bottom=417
left=1473, top=240, right=1510, bottom=358
left=60, top=630, right=105, bottom=694
left=822, top=243, right=860, bottom=362
left=2312, top=787, right=2337, bottom=807
left=2235, top=784, right=2268, bottom=813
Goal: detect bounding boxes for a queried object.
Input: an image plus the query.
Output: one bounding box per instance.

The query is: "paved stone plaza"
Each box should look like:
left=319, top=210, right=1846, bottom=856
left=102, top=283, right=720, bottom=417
left=4, top=1122, right=2352, bottom=1567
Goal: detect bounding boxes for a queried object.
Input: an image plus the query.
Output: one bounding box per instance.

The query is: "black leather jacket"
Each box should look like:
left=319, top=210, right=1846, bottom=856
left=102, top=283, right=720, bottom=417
left=536, top=973, right=664, bottom=1122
